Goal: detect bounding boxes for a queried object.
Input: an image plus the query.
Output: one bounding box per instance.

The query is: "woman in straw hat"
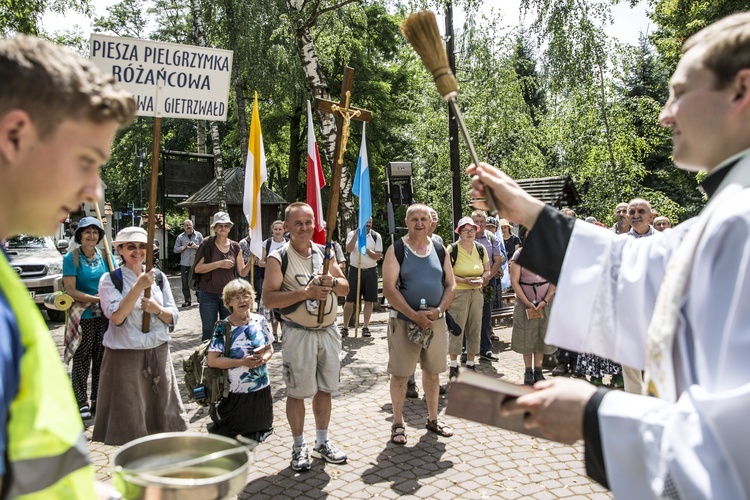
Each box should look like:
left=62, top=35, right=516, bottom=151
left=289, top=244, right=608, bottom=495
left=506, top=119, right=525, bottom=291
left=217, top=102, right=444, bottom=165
left=193, top=212, right=253, bottom=341
left=93, top=227, right=188, bottom=445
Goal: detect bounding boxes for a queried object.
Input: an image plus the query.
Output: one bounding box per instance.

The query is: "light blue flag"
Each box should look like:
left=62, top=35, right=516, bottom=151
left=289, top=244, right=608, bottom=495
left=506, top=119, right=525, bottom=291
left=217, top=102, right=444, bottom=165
left=353, top=123, right=371, bottom=255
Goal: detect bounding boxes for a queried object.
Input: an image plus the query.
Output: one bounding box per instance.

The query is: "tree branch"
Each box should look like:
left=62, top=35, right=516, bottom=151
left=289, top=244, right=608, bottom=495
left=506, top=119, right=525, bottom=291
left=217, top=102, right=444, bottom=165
left=307, top=0, right=360, bottom=27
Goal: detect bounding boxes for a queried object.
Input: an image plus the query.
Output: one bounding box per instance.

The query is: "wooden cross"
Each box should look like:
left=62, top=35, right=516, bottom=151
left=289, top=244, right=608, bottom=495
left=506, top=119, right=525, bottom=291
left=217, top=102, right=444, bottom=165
left=315, top=66, right=372, bottom=240
left=314, top=66, right=372, bottom=323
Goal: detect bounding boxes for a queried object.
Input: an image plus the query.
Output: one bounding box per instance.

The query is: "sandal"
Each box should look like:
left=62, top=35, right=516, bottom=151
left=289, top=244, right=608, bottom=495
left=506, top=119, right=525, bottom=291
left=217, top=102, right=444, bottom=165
left=362, top=327, right=371, bottom=337
left=391, top=424, right=407, bottom=445
left=425, top=419, right=453, bottom=437
left=339, top=327, right=349, bottom=338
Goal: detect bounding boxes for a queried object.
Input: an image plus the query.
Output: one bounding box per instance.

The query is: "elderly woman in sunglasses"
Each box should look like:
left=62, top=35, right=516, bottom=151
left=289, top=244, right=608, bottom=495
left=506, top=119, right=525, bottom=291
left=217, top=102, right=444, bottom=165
left=93, top=227, right=188, bottom=445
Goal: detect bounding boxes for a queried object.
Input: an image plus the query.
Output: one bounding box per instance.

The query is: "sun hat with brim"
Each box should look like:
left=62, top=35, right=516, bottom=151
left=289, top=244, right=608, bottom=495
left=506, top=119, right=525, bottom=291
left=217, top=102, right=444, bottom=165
left=454, top=216, right=481, bottom=234
left=499, top=218, right=513, bottom=228
left=74, top=216, right=104, bottom=244
left=211, top=211, right=234, bottom=228
left=112, top=227, right=148, bottom=247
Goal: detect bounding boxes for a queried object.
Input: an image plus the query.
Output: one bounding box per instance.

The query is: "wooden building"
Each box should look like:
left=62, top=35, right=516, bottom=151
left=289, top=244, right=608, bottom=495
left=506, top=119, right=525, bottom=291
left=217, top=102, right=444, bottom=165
left=177, top=167, right=288, bottom=242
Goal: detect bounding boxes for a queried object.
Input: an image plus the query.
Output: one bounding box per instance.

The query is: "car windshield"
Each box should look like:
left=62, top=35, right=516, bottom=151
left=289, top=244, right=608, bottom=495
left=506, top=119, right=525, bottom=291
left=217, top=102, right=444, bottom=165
left=7, top=235, right=51, bottom=249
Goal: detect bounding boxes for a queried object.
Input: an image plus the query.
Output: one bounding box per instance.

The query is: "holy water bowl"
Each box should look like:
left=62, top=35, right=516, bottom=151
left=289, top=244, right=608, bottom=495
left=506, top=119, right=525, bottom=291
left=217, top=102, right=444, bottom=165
left=113, top=432, right=252, bottom=499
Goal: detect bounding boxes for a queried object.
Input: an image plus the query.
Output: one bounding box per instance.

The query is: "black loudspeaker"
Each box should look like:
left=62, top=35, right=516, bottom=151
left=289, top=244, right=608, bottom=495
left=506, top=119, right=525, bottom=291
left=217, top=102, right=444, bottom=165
left=390, top=182, right=413, bottom=206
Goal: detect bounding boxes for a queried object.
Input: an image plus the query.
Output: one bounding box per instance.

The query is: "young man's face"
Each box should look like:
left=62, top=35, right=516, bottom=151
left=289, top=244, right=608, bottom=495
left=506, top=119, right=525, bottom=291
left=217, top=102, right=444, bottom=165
left=659, top=45, right=738, bottom=172
left=2, top=116, right=118, bottom=236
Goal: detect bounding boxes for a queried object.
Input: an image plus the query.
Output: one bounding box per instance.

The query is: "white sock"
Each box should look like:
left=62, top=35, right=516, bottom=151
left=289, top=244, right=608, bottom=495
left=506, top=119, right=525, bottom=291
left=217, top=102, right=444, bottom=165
left=316, top=429, right=328, bottom=445
left=466, top=361, right=475, bottom=367
left=293, top=435, right=305, bottom=448
left=449, top=360, right=458, bottom=368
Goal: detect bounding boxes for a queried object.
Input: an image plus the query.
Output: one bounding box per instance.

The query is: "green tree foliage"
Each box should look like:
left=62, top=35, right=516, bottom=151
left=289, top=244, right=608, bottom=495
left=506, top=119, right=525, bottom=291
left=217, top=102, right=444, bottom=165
left=1, top=0, right=90, bottom=35
left=648, top=0, right=750, bottom=71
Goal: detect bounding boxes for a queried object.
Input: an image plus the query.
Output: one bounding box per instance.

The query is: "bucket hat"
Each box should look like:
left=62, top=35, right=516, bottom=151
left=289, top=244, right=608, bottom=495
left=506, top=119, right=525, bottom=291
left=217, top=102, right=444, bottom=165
left=454, top=216, right=481, bottom=234
left=112, top=227, right=148, bottom=247
left=498, top=218, right=513, bottom=228
left=211, top=211, right=234, bottom=228
left=74, top=216, right=104, bottom=244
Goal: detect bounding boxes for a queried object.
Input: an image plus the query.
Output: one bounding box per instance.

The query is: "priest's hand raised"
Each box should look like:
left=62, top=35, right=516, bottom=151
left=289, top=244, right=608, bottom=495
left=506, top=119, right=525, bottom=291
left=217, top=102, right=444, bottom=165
left=500, top=378, right=597, bottom=444
left=466, top=162, right=546, bottom=230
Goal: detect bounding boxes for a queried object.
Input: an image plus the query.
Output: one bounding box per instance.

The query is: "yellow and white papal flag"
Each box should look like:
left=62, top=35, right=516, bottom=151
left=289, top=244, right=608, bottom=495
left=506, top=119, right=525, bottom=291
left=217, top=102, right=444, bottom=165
left=243, top=91, right=267, bottom=259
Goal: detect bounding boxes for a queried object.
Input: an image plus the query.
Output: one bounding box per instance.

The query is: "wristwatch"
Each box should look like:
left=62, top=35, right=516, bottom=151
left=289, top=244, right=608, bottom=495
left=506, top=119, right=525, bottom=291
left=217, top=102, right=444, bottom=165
left=436, top=306, right=444, bottom=319
left=332, top=278, right=339, bottom=288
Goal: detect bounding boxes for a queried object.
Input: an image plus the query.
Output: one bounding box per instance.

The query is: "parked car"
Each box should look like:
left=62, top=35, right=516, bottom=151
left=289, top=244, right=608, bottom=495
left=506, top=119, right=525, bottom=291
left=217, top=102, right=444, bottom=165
left=6, top=235, right=66, bottom=322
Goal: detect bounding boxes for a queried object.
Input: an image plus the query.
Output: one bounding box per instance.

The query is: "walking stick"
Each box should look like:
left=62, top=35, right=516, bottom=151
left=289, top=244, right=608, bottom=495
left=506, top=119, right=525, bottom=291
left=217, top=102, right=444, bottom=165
left=354, top=253, right=362, bottom=338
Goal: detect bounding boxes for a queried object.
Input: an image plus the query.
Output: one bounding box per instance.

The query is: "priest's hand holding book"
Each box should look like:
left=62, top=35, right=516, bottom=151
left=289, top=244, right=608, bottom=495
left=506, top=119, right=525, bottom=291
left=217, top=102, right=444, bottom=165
left=500, top=378, right=597, bottom=444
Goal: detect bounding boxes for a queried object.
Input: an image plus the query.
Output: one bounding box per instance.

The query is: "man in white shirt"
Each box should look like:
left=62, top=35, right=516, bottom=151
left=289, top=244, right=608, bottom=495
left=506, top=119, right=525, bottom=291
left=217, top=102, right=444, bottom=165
left=467, top=12, right=750, bottom=498
left=341, top=218, right=382, bottom=338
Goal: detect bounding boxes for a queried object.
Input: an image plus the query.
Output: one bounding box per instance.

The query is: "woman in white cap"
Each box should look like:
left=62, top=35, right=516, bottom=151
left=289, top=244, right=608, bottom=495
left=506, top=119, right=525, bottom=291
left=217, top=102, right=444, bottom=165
left=446, top=216, right=490, bottom=381
left=93, top=226, right=188, bottom=445
left=61, top=216, right=108, bottom=420
left=193, top=212, right=252, bottom=341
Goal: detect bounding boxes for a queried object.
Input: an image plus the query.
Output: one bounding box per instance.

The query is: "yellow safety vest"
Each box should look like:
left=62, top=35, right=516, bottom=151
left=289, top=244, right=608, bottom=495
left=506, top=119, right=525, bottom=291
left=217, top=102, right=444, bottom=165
left=0, top=251, right=95, bottom=498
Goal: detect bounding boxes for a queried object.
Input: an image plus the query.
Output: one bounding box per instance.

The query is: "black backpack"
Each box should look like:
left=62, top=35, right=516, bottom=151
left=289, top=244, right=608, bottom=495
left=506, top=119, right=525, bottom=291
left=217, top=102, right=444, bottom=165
left=109, top=267, right=165, bottom=293
left=447, top=241, right=485, bottom=266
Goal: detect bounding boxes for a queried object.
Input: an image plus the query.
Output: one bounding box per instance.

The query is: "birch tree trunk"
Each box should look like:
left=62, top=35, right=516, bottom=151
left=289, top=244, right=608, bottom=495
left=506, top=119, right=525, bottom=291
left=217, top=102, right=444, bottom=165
left=285, top=0, right=356, bottom=240
left=286, top=104, right=302, bottom=202
left=191, top=0, right=227, bottom=212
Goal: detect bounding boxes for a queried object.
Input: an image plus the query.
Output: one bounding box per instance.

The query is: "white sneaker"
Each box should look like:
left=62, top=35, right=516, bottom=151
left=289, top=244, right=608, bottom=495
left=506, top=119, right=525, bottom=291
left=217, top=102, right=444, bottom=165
left=290, top=445, right=311, bottom=471
left=311, top=440, right=347, bottom=464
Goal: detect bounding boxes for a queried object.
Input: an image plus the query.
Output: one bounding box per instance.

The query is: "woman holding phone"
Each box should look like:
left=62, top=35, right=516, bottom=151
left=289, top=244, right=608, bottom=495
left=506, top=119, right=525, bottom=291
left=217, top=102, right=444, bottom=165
left=206, top=279, right=274, bottom=442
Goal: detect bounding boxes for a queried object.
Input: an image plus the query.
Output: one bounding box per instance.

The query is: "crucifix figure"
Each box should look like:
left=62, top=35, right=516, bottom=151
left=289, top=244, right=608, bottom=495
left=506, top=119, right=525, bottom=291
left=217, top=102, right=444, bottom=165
left=314, top=66, right=372, bottom=323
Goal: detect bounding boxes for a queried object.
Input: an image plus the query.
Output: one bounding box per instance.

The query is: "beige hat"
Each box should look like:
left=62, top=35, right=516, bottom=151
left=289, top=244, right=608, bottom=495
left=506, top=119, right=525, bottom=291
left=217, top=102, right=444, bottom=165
left=499, top=218, right=512, bottom=228
left=211, top=211, right=234, bottom=228
left=112, top=227, right=148, bottom=246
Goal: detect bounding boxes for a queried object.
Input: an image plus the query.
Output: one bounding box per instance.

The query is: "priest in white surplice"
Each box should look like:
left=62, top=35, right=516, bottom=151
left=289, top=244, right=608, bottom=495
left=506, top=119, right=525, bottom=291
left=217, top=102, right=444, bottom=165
left=466, top=13, right=750, bottom=500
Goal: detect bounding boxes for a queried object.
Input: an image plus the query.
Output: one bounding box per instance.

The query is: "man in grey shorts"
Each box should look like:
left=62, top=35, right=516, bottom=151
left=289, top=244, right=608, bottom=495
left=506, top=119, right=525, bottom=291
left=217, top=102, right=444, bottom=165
left=263, top=202, right=349, bottom=471
left=382, top=204, right=456, bottom=445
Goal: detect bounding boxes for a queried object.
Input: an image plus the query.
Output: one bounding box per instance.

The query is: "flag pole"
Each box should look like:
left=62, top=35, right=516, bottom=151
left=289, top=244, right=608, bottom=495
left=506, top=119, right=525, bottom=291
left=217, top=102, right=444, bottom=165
left=354, top=253, right=362, bottom=338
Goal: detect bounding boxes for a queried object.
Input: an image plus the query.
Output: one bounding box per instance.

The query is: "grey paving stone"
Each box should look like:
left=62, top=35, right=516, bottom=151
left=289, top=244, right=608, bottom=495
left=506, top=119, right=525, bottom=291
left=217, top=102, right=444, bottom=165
left=42, top=285, right=610, bottom=499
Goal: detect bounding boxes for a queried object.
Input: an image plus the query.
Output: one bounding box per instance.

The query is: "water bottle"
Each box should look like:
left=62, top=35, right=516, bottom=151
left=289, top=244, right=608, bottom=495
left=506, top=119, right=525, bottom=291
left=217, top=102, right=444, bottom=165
left=419, top=298, right=427, bottom=311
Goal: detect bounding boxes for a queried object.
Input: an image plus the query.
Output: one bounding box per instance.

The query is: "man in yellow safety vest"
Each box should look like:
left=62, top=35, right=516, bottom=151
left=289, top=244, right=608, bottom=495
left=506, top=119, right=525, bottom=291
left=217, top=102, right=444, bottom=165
left=0, top=36, right=135, bottom=498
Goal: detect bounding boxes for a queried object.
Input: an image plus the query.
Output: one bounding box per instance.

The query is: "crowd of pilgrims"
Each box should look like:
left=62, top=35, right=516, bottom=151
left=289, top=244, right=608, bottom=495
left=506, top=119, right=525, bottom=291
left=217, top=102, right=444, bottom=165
left=62, top=199, right=673, bottom=446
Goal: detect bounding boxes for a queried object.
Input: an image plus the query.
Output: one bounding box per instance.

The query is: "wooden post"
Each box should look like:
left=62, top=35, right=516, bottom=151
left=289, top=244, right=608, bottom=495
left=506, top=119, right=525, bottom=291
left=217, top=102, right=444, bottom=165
left=142, top=117, right=162, bottom=333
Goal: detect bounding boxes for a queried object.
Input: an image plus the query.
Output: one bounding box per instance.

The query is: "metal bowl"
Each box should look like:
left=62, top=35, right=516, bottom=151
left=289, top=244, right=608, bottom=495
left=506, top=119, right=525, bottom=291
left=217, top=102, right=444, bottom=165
left=113, top=432, right=251, bottom=500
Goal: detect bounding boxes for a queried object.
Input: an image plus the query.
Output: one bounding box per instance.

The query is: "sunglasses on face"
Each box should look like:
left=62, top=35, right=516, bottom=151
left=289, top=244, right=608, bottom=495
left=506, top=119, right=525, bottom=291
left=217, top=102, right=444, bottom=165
left=125, top=243, right=148, bottom=251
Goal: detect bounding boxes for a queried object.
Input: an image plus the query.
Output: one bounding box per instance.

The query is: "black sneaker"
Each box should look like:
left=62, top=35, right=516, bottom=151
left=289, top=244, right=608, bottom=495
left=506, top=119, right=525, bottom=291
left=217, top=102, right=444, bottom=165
left=533, top=369, right=546, bottom=382
left=181, top=302, right=191, bottom=308
left=406, top=381, right=419, bottom=398
left=449, top=366, right=459, bottom=381
left=465, top=364, right=476, bottom=371
left=480, top=351, right=499, bottom=362
left=523, top=371, right=535, bottom=386
left=339, top=327, right=349, bottom=338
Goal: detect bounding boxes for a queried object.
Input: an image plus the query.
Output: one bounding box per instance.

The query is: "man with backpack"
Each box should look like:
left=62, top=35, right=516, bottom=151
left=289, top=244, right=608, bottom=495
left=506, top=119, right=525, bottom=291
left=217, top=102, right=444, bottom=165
left=262, top=202, right=349, bottom=472
left=472, top=210, right=504, bottom=361
left=341, top=217, right=382, bottom=338
left=382, top=204, right=456, bottom=445
left=173, top=219, right=203, bottom=308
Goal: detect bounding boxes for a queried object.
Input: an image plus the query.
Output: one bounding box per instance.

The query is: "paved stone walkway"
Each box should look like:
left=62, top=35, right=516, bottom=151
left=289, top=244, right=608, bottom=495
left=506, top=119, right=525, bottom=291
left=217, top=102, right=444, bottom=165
left=46, top=274, right=612, bottom=499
